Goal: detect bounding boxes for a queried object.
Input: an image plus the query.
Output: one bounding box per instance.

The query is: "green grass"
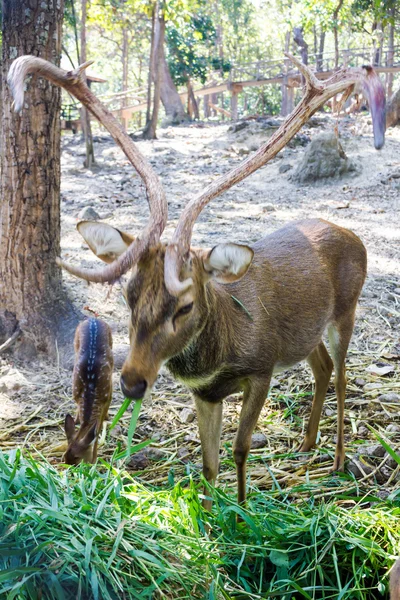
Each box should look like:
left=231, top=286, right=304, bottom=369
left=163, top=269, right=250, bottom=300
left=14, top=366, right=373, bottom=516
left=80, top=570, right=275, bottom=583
left=0, top=449, right=399, bottom=599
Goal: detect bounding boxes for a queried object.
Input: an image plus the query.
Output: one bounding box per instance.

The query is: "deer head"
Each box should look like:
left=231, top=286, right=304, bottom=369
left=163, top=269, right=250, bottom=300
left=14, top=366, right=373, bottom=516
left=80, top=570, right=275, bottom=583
left=8, top=54, right=386, bottom=400
left=63, top=414, right=97, bottom=465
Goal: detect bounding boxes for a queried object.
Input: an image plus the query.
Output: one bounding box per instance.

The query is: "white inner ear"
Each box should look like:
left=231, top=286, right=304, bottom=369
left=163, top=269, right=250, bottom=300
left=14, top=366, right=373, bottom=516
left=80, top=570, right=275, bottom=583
left=78, top=222, right=130, bottom=258
left=208, top=243, right=253, bottom=275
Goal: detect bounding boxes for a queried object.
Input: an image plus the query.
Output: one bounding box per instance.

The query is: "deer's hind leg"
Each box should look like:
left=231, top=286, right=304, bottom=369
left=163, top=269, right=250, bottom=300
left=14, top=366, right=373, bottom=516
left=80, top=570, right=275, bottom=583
left=299, top=342, right=333, bottom=453
left=328, top=315, right=355, bottom=472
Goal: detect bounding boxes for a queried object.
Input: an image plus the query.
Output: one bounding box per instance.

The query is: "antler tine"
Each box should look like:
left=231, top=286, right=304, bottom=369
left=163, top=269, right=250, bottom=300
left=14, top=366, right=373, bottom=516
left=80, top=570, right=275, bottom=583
left=7, top=56, right=168, bottom=283
left=164, top=59, right=386, bottom=296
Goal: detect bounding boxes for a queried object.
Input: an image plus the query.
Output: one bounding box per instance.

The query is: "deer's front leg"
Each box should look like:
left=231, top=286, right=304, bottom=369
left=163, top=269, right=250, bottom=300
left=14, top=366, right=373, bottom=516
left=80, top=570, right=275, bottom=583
left=195, top=397, right=223, bottom=512
left=234, top=376, right=271, bottom=505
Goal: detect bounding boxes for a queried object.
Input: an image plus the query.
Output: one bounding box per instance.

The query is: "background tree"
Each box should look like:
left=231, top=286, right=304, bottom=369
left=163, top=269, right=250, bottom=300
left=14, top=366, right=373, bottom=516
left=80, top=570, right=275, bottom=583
left=0, top=0, right=79, bottom=360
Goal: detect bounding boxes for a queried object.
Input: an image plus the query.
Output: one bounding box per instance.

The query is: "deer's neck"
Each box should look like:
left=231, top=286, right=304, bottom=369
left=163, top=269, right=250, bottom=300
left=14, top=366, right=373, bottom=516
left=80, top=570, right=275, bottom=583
left=166, top=283, right=243, bottom=385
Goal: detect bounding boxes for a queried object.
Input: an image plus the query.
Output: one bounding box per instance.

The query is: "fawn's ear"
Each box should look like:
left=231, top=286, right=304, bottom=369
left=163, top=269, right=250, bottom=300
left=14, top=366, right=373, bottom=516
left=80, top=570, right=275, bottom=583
left=64, top=414, right=76, bottom=441
left=82, top=423, right=97, bottom=446
left=77, top=221, right=135, bottom=264
left=202, top=243, right=254, bottom=284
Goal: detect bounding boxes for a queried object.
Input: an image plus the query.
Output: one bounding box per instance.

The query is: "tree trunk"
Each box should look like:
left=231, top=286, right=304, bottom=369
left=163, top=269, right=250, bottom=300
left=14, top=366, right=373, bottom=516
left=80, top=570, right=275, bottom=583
left=317, top=31, right=325, bottom=71
left=80, top=0, right=95, bottom=167
left=121, top=27, right=129, bottom=130
left=187, top=81, right=199, bottom=120
left=159, top=15, right=187, bottom=124
left=333, top=0, right=344, bottom=69
left=293, top=27, right=308, bottom=65
left=0, top=0, right=79, bottom=361
left=386, top=86, right=400, bottom=128
left=387, top=6, right=395, bottom=98
left=281, top=31, right=293, bottom=116
left=143, top=0, right=162, bottom=140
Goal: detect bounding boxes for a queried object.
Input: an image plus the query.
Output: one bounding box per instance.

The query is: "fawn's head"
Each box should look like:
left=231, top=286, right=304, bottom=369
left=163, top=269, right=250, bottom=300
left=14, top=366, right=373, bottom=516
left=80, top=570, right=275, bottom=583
left=7, top=54, right=386, bottom=399
left=63, top=414, right=97, bottom=465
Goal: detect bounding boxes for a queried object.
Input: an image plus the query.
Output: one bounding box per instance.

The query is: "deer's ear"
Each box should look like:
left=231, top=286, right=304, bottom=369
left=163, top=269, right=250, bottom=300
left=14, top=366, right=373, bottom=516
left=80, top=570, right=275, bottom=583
left=82, top=423, right=97, bottom=446
left=64, top=414, right=76, bottom=441
left=202, top=243, right=254, bottom=284
left=77, top=221, right=135, bottom=263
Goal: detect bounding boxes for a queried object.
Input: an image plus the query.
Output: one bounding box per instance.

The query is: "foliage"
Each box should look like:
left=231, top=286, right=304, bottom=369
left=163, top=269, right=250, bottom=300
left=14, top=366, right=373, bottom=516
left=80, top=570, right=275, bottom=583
left=166, top=12, right=227, bottom=87
left=1, top=449, right=400, bottom=599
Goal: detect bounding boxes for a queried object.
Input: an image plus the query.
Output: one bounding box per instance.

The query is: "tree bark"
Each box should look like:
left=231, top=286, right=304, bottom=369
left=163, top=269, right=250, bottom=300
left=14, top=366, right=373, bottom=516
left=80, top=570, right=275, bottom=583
left=121, top=27, right=129, bottom=129
left=0, top=0, right=79, bottom=361
left=387, top=6, right=395, bottom=98
left=143, top=0, right=162, bottom=140
left=317, top=31, right=325, bottom=71
left=159, top=15, right=187, bottom=124
left=293, top=27, right=308, bottom=65
left=386, top=86, right=400, bottom=128
left=333, top=0, right=344, bottom=69
left=80, top=0, right=95, bottom=166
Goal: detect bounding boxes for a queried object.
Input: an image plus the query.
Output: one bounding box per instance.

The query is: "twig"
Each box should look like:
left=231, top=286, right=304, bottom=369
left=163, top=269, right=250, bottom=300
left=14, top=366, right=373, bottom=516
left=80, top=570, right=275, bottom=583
left=0, top=327, right=21, bottom=354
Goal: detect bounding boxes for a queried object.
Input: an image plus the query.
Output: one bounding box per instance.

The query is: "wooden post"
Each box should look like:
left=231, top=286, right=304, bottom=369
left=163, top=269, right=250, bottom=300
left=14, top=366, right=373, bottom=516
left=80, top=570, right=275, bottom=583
left=229, top=83, right=242, bottom=121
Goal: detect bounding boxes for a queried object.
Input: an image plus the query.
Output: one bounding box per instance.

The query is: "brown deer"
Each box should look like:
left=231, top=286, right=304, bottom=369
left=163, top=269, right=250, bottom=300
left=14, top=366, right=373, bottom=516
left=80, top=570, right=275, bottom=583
left=63, top=318, right=114, bottom=465
left=391, top=559, right=400, bottom=600
left=8, top=54, right=385, bottom=507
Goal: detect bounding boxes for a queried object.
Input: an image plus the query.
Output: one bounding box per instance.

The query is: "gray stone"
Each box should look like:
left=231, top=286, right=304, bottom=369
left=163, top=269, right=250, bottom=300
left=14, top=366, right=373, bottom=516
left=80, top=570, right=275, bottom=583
left=378, top=393, right=400, bottom=403
left=229, top=121, right=249, bottom=133
left=279, top=163, right=292, bottom=174
left=78, top=206, right=101, bottom=221
left=179, top=407, right=196, bottom=424
left=290, top=133, right=359, bottom=184
left=251, top=432, right=267, bottom=449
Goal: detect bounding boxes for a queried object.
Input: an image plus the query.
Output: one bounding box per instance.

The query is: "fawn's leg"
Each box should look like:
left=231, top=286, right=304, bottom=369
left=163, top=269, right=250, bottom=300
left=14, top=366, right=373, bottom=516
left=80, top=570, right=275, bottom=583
left=234, top=376, right=271, bottom=505
left=328, top=316, right=355, bottom=471
left=195, top=397, right=223, bottom=512
left=299, top=342, right=333, bottom=452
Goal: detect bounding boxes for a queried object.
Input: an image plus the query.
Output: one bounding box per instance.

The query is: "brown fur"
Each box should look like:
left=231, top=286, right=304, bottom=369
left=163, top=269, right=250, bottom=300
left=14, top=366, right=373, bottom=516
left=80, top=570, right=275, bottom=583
left=391, top=559, right=400, bottom=600
left=63, top=318, right=114, bottom=465
left=81, top=219, right=367, bottom=506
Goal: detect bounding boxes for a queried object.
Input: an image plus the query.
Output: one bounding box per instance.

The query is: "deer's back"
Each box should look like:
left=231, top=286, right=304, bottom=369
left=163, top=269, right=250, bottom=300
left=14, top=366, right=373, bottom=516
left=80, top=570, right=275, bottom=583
left=73, top=319, right=114, bottom=423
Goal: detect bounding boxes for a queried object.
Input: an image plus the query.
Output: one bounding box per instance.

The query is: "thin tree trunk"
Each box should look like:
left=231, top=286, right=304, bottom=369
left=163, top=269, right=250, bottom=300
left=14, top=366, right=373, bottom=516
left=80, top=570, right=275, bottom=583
left=281, top=30, right=293, bottom=116
left=121, top=27, right=129, bottom=129
left=80, top=0, right=95, bottom=167
left=387, top=6, right=395, bottom=98
left=333, top=0, right=344, bottom=69
left=293, top=27, right=308, bottom=65
left=143, top=0, right=162, bottom=140
left=145, top=5, right=155, bottom=126
left=187, top=81, right=199, bottom=120
left=317, top=31, right=325, bottom=71
left=159, top=14, right=187, bottom=124
left=0, top=0, right=79, bottom=360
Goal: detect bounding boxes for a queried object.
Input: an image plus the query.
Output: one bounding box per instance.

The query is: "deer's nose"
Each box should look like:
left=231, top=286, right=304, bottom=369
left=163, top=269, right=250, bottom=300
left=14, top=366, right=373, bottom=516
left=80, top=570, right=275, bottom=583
left=120, top=376, right=147, bottom=400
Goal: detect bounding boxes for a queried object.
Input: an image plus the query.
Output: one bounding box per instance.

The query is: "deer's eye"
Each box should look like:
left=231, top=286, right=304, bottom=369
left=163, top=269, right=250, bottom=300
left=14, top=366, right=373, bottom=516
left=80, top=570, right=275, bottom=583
left=175, top=303, right=193, bottom=319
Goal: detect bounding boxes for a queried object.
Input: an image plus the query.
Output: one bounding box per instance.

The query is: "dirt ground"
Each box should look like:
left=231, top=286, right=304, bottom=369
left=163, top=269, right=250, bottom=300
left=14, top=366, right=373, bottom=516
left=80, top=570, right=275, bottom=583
left=1, top=112, right=399, bottom=496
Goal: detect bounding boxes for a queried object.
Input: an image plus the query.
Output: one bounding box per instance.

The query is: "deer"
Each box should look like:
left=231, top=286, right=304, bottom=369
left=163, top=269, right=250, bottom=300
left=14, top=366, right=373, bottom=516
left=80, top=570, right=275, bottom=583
left=391, top=559, right=400, bottom=600
left=63, top=318, right=114, bottom=465
left=8, top=53, right=385, bottom=508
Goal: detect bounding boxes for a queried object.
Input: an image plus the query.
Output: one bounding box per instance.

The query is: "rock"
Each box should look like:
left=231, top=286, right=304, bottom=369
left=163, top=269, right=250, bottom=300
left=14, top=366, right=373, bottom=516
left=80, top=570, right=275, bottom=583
left=363, top=382, right=383, bottom=391
left=386, top=424, right=400, bottom=433
left=0, top=369, right=30, bottom=394
left=229, top=121, right=249, bottom=133
left=364, top=444, right=385, bottom=458
left=357, top=425, right=368, bottom=437
left=78, top=206, right=101, bottom=221
left=279, top=163, right=292, bottom=174
left=127, top=447, right=165, bottom=471
left=179, top=407, right=196, bottom=424
left=355, top=378, right=366, bottom=387
left=113, top=344, right=130, bottom=369
left=347, top=456, right=374, bottom=478
left=261, top=204, right=276, bottom=213
left=251, top=432, right=267, bottom=449
left=378, top=393, right=400, bottom=403
left=290, top=133, right=359, bottom=184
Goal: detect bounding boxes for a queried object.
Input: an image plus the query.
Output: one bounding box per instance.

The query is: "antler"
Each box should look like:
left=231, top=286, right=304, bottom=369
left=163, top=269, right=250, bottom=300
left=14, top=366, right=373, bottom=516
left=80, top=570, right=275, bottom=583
left=164, top=54, right=386, bottom=295
left=7, top=56, right=168, bottom=283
